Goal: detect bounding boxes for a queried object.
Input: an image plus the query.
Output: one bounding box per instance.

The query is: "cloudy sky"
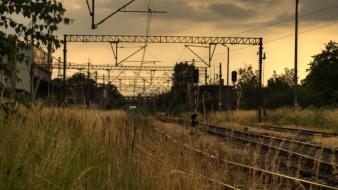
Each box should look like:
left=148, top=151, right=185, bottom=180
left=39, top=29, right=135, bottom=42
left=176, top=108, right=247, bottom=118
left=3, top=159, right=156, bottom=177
left=54, top=0, right=338, bottom=85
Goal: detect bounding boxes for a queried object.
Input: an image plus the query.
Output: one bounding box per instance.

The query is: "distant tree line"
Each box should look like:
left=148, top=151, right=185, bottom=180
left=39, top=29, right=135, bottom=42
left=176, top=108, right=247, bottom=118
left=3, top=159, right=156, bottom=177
left=238, top=41, right=338, bottom=109
left=52, top=73, right=125, bottom=109
left=154, top=41, right=338, bottom=113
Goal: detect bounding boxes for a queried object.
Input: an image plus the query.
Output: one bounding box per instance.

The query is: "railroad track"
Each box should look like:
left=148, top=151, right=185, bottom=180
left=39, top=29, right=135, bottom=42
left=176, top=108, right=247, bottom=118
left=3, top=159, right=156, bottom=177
left=157, top=117, right=338, bottom=187
left=245, top=123, right=338, bottom=138
left=151, top=123, right=338, bottom=190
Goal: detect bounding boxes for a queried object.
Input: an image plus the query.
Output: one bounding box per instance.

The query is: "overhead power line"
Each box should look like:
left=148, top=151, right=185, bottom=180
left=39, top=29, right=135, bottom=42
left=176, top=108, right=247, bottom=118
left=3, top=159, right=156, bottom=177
left=226, top=20, right=338, bottom=53
left=230, top=4, right=338, bottom=36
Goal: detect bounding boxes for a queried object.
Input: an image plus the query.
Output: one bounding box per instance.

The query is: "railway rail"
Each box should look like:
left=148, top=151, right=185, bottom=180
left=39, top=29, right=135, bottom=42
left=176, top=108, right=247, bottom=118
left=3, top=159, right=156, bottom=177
left=157, top=117, right=338, bottom=187
left=151, top=123, right=338, bottom=190
left=245, top=123, right=338, bottom=138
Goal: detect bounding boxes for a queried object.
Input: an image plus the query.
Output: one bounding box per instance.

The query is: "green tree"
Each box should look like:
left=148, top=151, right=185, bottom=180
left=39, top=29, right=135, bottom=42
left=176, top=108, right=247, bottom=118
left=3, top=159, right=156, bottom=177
left=236, top=65, right=259, bottom=109
left=104, top=84, right=126, bottom=109
left=0, top=0, right=70, bottom=89
left=301, top=41, right=338, bottom=106
left=172, top=62, right=195, bottom=90
left=0, top=1, right=69, bottom=115
left=66, top=73, right=125, bottom=108
left=265, top=68, right=294, bottom=108
left=166, top=62, right=195, bottom=112
left=67, top=73, right=96, bottom=103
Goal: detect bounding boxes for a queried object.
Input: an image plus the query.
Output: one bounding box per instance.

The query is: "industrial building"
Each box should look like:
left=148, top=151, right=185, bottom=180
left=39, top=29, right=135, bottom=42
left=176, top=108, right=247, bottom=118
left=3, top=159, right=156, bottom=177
left=0, top=46, right=52, bottom=99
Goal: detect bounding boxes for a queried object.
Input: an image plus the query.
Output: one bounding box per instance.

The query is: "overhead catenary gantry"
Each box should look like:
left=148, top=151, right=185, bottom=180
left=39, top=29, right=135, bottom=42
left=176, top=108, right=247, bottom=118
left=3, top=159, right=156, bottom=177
left=62, top=34, right=261, bottom=87
left=62, top=34, right=264, bottom=120
left=63, top=34, right=262, bottom=68
left=65, top=34, right=261, bottom=45
left=63, top=34, right=263, bottom=82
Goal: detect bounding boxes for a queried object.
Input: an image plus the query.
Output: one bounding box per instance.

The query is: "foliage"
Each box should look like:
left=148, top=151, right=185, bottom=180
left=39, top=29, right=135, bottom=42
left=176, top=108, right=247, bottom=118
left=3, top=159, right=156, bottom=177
left=0, top=0, right=70, bottom=77
left=236, top=65, right=260, bottom=109
left=0, top=0, right=70, bottom=51
left=172, top=62, right=195, bottom=90
left=63, top=72, right=125, bottom=108
left=0, top=108, right=149, bottom=189
left=0, top=92, right=31, bottom=118
left=0, top=0, right=69, bottom=115
left=265, top=68, right=294, bottom=108
left=301, top=41, right=338, bottom=107
left=104, top=84, right=126, bottom=109
left=155, top=62, right=196, bottom=113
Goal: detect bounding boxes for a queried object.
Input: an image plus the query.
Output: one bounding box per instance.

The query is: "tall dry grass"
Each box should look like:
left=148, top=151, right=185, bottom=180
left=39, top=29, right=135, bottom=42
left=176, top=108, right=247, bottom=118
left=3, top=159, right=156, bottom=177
left=177, top=111, right=257, bottom=124
left=1, top=107, right=244, bottom=189
left=183, top=108, right=338, bottom=132
left=0, top=107, right=147, bottom=189
left=0, top=106, right=320, bottom=189
left=266, top=108, right=338, bottom=132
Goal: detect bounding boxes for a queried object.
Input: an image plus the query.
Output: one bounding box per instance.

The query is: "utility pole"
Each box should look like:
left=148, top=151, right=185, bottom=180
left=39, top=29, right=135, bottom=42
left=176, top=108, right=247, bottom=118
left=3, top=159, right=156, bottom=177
left=218, top=62, right=223, bottom=111
left=222, top=44, right=231, bottom=111
left=226, top=46, right=230, bottom=86
left=86, top=62, right=90, bottom=108
left=63, top=35, right=67, bottom=104
left=294, top=0, right=299, bottom=107
left=258, top=39, right=264, bottom=122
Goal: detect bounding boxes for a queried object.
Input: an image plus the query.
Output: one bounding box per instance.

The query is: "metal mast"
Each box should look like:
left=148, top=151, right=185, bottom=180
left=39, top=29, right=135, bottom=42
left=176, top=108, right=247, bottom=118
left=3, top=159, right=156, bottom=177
left=294, top=0, right=299, bottom=107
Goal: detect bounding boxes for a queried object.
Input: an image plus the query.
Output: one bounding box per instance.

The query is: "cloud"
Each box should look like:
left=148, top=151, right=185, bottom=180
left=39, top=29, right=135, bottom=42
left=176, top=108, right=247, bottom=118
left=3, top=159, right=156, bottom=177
left=300, top=0, right=338, bottom=22
left=209, top=3, right=256, bottom=19
left=58, top=0, right=338, bottom=36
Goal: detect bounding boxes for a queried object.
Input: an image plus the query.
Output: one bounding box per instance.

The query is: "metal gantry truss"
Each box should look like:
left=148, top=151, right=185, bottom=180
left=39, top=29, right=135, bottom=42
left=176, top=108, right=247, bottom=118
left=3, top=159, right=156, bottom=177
left=49, top=63, right=207, bottom=72
left=62, top=34, right=264, bottom=116
left=65, top=34, right=262, bottom=45
left=63, top=34, right=262, bottom=84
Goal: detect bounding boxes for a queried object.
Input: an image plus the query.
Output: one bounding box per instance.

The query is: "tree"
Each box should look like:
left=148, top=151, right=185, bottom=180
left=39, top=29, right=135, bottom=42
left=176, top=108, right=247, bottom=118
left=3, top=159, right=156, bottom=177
left=103, top=84, right=125, bottom=109
left=67, top=73, right=96, bottom=104
left=64, top=73, right=125, bottom=108
left=236, top=65, right=260, bottom=109
left=168, top=62, right=196, bottom=112
left=172, top=62, right=195, bottom=90
left=0, top=1, right=70, bottom=115
left=265, top=68, right=294, bottom=108
left=0, top=0, right=70, bottom=91
left=301, top=41, right=338, bottom=106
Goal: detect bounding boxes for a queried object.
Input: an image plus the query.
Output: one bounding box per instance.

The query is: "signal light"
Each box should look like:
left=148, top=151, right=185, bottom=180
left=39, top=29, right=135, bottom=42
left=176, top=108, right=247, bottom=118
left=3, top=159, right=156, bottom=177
left=232, top=71, right=237, bottom=83
left=193, top=69, right=199, bottom=84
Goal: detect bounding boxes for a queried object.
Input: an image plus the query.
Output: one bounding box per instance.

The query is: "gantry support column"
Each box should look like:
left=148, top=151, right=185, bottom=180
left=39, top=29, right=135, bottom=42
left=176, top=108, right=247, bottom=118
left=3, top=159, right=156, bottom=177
left=63, top=35, right=67, bottom=104
left=258, top=38, right=264, bottom=122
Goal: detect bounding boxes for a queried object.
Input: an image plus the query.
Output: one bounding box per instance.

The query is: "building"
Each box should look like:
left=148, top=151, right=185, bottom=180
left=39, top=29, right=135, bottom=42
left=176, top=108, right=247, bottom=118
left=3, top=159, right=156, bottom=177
left=0, top=46, right=52, bottom=99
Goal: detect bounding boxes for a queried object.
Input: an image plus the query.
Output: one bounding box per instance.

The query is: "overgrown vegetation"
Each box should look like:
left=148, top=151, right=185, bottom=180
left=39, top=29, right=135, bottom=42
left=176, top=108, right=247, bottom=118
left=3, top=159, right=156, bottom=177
left=0, top=108, right=150, bottom=189
left=155, top=62, right=197, bottom=113
left=237, top=41, right=338, bottom=109
left=57, top=72, right=126, bottom=108
left=0, top=107, right=305, bottom=189
left=0, top=0, right=70, bottom=114
left=191, top=108, right=338, bottom=132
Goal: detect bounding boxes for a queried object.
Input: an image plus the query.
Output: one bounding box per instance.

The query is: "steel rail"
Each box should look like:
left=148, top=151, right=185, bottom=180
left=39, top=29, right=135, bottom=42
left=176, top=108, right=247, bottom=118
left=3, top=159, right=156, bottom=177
left=168, top=118, right=338, bottom=155
left=157, top=118, right=338, bottom=186
left=152, top=126, right=338, bottom=190
left=245, top=123, right=338, bottom=137
left=137, top=145, right=240, bottom=190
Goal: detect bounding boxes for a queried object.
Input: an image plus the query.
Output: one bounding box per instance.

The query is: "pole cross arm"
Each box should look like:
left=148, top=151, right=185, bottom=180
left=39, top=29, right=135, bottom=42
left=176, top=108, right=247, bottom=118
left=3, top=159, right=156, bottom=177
left=86, top=0, right=166, bottom=29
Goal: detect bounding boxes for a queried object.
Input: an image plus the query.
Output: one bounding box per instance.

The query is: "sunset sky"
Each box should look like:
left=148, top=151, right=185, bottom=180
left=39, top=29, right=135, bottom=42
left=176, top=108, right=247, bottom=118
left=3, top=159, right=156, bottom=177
left=54, top=0, right=338, bottom=85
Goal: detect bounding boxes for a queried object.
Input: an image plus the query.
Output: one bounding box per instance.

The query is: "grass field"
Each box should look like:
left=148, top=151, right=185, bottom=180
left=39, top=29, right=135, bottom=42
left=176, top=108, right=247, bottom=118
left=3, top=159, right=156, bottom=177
left=0, top=107, right=307, bottom=189
left=176, top=108, right=338, bottom=133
